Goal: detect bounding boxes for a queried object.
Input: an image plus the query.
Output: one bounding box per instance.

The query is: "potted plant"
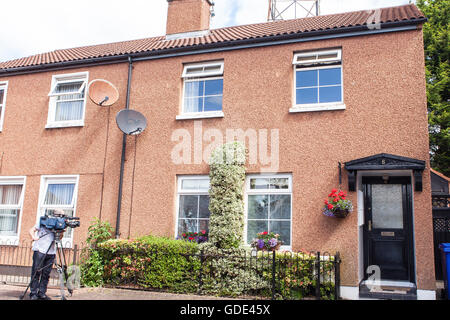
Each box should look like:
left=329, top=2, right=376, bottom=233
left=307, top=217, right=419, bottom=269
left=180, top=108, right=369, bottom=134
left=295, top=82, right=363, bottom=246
left=323, top=188, right=353, bottom=218
left=251, top=231, right=283, bottom=251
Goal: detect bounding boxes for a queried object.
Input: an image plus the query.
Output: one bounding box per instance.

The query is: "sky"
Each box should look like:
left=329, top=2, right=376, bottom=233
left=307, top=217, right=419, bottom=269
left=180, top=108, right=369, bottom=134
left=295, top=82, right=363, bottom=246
left=0, top=0, right=414, bottom=63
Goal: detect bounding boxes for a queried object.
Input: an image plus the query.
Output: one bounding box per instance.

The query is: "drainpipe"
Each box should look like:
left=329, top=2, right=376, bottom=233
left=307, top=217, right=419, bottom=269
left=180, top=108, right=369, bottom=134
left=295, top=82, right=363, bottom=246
left=115, top=56, right=133, bottom=238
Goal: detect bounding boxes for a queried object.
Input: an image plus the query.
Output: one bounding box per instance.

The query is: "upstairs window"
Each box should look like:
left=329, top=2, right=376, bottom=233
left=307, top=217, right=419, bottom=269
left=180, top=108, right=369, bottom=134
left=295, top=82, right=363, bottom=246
left=0, top=82, right=8, bottom=131
left=180, top=61, right=224, bottom=119
left=47, top=72, right=88, bottom=128
left=292, top=49, right=344, bottom=111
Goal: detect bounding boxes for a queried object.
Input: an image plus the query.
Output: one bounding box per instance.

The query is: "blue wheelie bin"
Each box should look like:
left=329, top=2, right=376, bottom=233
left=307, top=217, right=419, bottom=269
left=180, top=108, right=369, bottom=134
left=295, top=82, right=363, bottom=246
left=440, top=243, right=450, bottom=300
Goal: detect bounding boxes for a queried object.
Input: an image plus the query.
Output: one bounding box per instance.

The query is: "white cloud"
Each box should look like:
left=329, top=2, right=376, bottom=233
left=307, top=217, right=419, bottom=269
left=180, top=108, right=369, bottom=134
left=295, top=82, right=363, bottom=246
left=0, top=0, right=414, bottom=63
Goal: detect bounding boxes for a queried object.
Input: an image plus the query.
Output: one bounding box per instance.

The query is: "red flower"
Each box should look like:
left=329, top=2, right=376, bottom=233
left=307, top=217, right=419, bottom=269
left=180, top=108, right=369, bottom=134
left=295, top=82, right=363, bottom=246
left=333, top=198, right=339, bottom=202
left=331, top=189, right=337, bottom=193
left=188, top=237, right=194, bottom=240
left=182, top=233, right=186, bottom=237
left=327, top=204, right=334, bottom=210
left=263, top=231, right=268, bottom=235
left=201, top=230, right=206, bottom=234
left=324, top=199, right=329, bottom=205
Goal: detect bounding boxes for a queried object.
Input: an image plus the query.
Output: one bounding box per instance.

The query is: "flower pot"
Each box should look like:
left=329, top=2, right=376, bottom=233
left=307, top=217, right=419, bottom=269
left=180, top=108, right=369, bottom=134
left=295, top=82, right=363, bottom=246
left=257, top=243, right=282, bottom=252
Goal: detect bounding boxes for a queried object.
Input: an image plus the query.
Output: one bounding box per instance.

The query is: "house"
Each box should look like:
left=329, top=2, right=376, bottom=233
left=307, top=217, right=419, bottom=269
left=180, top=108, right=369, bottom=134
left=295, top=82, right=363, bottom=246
left=0, top=1, right=435, bottom=299
left=431, top=169, right=450, bottom=195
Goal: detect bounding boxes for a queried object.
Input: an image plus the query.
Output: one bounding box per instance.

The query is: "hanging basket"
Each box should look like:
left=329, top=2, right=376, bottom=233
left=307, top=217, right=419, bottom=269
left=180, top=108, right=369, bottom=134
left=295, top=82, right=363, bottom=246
left=332, top=208, right=351, bottom=218
left=323, top=208, right=351, bottom=219
left=323, top=188, right=353, bottom=219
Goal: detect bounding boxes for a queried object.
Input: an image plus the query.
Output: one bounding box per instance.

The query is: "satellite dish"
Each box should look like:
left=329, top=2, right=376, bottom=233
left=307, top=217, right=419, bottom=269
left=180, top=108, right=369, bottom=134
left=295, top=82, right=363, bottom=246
left=116, top=109, right=147, bottom=135
left=88, top=79, right=119, bottom=106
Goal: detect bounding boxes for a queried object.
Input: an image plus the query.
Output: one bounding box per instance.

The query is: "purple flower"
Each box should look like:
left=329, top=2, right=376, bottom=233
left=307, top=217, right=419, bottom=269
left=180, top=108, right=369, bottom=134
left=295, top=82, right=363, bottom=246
left=257, top=239, right=265, bottom=249
left=268, top=238, right=277, bottom=248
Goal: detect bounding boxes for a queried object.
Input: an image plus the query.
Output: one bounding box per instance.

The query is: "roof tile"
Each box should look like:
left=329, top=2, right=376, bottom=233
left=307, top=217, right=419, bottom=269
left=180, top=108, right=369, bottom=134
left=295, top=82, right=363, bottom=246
left=0, top=4, right=425, bottom=71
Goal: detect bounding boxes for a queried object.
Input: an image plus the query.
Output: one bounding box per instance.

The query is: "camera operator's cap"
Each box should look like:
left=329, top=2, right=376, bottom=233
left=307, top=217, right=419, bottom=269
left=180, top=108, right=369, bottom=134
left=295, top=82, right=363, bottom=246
left=88, top=79, right=119, bottom=107
left=116, top=109, right=147, bottom=135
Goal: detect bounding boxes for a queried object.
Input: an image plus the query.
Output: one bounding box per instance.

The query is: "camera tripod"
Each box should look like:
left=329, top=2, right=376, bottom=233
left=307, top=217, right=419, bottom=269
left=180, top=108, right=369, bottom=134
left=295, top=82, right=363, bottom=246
left=20, top=230, right=73, bottom=300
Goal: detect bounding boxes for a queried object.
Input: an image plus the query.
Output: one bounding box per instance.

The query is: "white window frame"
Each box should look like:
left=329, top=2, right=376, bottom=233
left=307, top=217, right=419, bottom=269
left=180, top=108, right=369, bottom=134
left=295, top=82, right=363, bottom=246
left=36, top=175, right=79, bottom=248
left=245, top=174, right=293, bottom=251
left=0, top=176, right=26, bottom=245
left=291, top=49, right=345, bottom=113
left=177, top=61, right=224, bottom=120
left=46, top=72, right=88, bottom=128
left=292, top=49, right=342, bottom=66
left=174, top=175, right=210, bottom=238
left=0, top=81, right=9, bottom=132
left=182, top=61, right=224, bottom=78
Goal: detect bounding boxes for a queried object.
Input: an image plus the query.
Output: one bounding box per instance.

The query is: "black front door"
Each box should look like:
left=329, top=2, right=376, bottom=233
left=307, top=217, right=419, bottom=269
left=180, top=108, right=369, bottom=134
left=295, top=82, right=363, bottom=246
left=363, top=176, right=415, bottom=282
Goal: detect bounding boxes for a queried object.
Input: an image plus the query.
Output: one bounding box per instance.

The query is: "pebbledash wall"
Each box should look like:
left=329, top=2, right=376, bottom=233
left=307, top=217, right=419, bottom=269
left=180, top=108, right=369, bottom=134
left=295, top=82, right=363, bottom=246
left=0, top=29, right=435, bottom=296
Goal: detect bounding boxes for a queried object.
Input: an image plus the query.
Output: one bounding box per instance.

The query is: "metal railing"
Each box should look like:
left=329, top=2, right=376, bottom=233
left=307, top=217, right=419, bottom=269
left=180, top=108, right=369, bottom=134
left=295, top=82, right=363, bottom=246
left=97, top=247, right=341, bottom=300
left=0, top=240, right=83, bottom=286
left=0, top=241, right=341, bottom=300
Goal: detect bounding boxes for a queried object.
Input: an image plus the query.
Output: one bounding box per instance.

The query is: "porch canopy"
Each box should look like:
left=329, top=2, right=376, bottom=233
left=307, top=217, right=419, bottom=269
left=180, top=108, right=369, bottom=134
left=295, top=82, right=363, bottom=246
left=344, top=153, right=426, bottom=192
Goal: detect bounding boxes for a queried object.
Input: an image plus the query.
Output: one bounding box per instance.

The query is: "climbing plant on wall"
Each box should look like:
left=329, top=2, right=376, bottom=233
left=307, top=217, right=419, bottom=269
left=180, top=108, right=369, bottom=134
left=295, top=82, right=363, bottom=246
left=206, top=141, right=246, bottom=250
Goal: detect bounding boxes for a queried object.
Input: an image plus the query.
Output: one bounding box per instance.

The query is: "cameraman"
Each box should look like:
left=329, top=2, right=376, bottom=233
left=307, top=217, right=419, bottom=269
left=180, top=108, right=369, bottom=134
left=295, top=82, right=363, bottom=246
left=28, top=209, right=64, bottom=300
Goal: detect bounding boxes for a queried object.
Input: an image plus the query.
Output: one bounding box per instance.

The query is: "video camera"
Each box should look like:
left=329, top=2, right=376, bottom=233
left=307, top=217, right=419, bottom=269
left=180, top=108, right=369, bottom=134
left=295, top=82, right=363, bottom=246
left=39, top=211, right=80, bottom=231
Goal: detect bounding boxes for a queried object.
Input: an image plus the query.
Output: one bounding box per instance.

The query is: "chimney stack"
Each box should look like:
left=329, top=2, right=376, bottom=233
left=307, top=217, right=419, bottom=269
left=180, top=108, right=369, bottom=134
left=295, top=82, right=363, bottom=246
left=166, top=0, right=213, bottom=38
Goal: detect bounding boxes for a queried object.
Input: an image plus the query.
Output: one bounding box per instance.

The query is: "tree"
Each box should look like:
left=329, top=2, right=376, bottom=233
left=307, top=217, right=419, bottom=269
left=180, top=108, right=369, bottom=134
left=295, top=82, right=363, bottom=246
left=417, top=0, right=450, bottom=176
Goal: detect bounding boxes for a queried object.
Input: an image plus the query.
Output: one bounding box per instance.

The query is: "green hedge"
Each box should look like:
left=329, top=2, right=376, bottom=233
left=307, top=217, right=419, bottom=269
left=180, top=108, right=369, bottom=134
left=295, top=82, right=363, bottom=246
left=80, top=236, right=337, bottom=299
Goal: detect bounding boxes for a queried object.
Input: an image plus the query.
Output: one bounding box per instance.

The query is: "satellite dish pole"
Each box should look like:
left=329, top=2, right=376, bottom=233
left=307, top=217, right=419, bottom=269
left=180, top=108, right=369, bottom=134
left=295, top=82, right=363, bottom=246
left=268, top=0, right=320, bottom=21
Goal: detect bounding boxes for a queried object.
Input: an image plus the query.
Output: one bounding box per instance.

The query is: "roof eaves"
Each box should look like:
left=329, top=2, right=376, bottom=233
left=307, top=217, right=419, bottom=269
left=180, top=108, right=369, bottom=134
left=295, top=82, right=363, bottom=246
left=0, top=16, right=427, bottom=77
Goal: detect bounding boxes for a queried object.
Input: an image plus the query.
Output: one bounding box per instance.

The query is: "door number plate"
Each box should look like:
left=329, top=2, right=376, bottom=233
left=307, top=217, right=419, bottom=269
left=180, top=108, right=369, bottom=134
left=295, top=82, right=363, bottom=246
left=381, top=231, right=395, bottom=237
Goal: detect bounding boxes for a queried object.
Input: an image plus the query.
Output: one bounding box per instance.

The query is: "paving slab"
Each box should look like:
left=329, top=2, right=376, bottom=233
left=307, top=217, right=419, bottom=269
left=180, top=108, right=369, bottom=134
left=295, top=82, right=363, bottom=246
left=0, top=284, right=241, bottom=301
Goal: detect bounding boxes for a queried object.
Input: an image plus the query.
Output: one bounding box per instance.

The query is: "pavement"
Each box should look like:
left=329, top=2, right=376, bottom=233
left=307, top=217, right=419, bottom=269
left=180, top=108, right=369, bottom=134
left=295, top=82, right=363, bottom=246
left=0, top=284, right=241, bottom=301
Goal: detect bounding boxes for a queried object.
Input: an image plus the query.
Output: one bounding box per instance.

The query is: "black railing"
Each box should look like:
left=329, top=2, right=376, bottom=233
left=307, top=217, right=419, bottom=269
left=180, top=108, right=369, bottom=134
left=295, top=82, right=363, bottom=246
left=432, top=194, right=450, bottom=280
left=0, top=241, right=341, bottom=300
left=97, top=247, right=341, bottom=300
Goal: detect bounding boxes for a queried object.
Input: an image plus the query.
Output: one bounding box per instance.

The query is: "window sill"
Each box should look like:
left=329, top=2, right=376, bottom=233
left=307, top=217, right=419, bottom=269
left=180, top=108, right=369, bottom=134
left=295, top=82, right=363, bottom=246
left=289, top=103, right=346, bottom=113
left=45, top=121, right=84, bottom=129
left=176, top=111, right=224, bottom=120
left=0, top=236, right=19, bottom=246
left=245, top=244, right=292, bottom=253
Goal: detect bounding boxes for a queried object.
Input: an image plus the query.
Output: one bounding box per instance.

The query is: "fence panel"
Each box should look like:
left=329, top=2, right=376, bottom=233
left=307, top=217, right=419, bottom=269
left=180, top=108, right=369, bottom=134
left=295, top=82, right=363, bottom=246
left=432, top=194, right=450, bottom=280
left=0, top=240, right=84, bottom=287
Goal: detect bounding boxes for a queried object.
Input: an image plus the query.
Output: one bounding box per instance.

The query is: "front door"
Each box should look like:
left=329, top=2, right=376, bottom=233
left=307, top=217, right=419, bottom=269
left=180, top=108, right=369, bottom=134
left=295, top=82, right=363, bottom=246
left=363, top=176, right=415, bottom=282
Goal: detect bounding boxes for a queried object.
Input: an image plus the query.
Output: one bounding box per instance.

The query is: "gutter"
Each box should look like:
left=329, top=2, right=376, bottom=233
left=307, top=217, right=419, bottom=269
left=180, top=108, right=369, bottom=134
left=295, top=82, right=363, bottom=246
left=0, top=18, right=427, bottom=77
left=115, top=56, right=133, bottom=239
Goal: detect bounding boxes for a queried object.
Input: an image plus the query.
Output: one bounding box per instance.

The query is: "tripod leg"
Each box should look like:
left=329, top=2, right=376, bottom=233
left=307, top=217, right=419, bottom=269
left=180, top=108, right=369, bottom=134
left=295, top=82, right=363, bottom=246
left=59, top=242, right=73, bottom=296
left=55, top=242, right=67, bottom=300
